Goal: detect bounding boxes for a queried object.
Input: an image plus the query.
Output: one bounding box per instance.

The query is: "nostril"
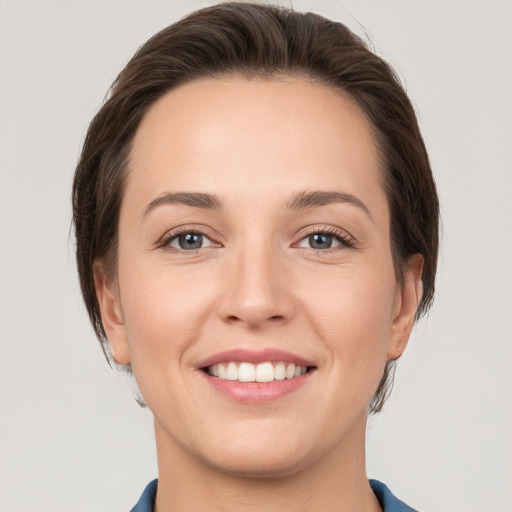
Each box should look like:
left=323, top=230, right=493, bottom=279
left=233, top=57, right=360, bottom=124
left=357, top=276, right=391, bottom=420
left=224, top=314, right=284, bottom=323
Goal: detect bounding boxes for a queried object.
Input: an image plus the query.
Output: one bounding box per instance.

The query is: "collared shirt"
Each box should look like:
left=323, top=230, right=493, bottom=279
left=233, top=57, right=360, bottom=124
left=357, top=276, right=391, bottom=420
left=130, top=478, right=418, bottom=511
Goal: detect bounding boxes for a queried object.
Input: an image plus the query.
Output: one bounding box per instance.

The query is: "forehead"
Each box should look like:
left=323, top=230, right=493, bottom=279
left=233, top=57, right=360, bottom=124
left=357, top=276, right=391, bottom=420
left=126, top=75, right=385, bottom=215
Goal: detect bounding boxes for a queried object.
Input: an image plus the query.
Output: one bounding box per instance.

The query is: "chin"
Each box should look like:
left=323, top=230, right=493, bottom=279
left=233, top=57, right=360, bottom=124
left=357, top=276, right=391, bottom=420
left=209, top=449, right=311, bottom=480
left=198, top=427, right=318, bottom=479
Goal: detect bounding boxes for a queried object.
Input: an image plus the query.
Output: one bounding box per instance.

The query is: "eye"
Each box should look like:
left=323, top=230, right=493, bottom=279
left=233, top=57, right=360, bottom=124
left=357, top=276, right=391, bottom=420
left=165, top=232, right=215, bottom=251
left=296, top=229, right=353, bottom=251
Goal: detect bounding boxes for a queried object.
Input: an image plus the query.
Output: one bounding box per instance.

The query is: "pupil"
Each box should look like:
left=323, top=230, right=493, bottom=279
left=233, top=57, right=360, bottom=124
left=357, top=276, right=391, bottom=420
left=179, top=233, right=202, bottom=250
left=310, top=233, right=332, bottom=249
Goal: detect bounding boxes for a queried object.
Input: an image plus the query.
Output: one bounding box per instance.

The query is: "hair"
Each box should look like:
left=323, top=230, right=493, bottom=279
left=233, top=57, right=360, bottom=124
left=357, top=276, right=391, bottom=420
left=72, top=1, right=439, bottom=414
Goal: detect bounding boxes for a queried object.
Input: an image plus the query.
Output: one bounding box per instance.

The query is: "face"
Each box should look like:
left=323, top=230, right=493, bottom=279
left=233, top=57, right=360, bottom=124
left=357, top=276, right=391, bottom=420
left=95, top=76, right=422, bottom=477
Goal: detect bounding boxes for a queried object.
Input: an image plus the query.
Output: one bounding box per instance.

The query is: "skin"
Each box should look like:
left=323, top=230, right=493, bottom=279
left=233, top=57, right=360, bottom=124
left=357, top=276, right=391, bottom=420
left=95, top=76, right=423, bottom=512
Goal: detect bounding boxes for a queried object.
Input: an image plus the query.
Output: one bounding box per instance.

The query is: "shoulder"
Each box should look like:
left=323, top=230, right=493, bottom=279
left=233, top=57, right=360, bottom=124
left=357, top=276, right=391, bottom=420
left=130, top=478, right=418, bottom=512
left=369, top=479, right=419, bottom=512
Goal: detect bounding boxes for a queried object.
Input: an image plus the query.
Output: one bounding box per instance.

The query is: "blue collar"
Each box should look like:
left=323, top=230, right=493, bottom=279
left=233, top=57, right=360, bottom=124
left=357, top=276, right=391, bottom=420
left=131, top=478, right=418, bottom=511
left=369, top=479, right=418, bottom=511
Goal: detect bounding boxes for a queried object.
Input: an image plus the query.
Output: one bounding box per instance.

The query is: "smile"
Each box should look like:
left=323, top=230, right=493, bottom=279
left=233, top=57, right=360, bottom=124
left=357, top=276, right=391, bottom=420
left=197, top=349, right=316, bottom=402
left=206, top=361, right=309, bottom=382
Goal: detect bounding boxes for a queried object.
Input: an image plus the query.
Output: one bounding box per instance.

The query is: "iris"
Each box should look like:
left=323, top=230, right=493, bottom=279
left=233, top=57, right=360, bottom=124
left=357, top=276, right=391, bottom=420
left=309, top=233, right=333, bottom=250
left=179, top=233, right=203, bottom=250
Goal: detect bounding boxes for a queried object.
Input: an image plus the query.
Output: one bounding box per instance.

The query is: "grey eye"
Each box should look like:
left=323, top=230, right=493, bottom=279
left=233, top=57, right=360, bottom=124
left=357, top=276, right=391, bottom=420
left=169, top=232, right=212, bottom=250
left=308, top=233, right=333, bottom=249
left=296, top=232, right=344, bottom=250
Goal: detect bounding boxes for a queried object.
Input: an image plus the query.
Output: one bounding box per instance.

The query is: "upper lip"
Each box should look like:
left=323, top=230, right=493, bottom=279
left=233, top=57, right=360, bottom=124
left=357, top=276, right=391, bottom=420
left=196, top=348, right=316, bottom=369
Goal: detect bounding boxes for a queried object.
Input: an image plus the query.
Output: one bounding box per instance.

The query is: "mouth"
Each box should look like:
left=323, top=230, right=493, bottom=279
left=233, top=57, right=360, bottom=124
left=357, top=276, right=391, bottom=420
left=196, top=349, right=317, bottom=403
left=203, top=361, right=313, bottom=382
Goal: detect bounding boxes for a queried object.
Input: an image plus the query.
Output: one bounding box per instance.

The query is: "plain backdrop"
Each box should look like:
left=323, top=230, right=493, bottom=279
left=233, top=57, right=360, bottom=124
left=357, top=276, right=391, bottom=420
left=1, top=1, right=511, bottom=511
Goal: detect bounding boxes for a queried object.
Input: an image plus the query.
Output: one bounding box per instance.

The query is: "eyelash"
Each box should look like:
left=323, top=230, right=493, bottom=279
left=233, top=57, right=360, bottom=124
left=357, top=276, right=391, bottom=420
left=158, top=225, right=355, bottom=253
left=297, top=226, right=356, bottom=252
left=158, top=225, right=216, bottom=253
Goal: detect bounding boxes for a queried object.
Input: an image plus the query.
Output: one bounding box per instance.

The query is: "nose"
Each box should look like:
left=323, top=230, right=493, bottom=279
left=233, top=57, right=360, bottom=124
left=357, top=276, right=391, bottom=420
left=218, top=243, right=296, bottom=329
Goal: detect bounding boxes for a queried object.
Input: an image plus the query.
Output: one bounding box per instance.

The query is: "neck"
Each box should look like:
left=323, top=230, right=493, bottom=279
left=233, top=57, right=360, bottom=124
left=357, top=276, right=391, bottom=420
left=153, top=413, right=381, bottom=512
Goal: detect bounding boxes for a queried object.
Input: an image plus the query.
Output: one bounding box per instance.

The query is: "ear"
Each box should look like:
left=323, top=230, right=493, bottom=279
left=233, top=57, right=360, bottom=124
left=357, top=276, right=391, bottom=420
left=93, top=263, right=131, bottom=365
left=387, top=254, right=424, bottom=361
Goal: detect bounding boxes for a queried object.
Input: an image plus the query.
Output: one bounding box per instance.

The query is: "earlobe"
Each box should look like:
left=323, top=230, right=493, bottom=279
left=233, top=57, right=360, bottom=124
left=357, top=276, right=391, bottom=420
left=93, top=263, right=131, bottom=365
left=387, top=254, right=424, bottom=361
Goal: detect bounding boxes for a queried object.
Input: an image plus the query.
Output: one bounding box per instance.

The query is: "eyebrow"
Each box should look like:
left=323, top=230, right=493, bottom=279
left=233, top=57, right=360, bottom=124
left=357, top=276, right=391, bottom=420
left=143, top=192, right=222, bottom=218
left=143, top=189, right=371, bottom=219
left=287, top=190, right=371, bottom=218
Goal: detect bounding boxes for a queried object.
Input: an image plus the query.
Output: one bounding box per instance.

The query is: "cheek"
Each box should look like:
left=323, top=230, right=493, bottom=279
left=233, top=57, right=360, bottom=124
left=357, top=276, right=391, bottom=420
left=299, top=262, right=396, bottom=380
left=118, top=257, right=218, bottom=368
left=118, top=262, right=223, bottom=417
left=303, top=258, right=395, bottom=330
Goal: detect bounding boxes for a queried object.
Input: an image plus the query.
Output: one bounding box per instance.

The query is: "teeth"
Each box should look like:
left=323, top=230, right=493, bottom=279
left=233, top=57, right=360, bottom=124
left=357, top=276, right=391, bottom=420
left=256, top=362, right=274, bottom=382
left=207, top=362, right=309, bottom=382
left=226, top=362, right=238, bottom=381
left=274, top=362, right=286, bottom=381
left=238, top=362, right=256, bottom=382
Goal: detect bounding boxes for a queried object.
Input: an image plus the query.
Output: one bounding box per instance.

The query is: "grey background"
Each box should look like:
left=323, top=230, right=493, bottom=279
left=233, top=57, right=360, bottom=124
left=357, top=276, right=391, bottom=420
left=1, top=1, right=511, bottom=511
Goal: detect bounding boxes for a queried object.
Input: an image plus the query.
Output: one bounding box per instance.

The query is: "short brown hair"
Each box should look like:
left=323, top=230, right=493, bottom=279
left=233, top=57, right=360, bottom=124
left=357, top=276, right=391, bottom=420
left=72, top=2, right=439, bottom=413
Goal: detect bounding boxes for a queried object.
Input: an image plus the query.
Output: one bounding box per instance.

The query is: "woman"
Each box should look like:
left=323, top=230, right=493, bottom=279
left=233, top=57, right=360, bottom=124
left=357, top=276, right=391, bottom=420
left=72, top=3, right=439, bottom=511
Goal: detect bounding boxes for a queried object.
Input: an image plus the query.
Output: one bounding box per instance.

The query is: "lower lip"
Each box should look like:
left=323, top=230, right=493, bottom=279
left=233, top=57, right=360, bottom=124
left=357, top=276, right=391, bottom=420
left=199, top=371, right=314, bottom=404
